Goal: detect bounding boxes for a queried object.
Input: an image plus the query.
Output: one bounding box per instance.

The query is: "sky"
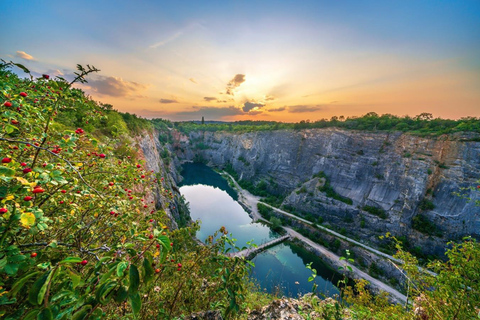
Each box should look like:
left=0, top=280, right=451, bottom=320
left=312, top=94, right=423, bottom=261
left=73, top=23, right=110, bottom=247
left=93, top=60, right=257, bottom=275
left=1, top=0, right=480, bottom=122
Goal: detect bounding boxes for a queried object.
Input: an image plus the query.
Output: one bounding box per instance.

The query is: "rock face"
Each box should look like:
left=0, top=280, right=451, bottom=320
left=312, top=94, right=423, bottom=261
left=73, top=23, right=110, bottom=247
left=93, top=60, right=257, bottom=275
left=134, top=129, right=188, bottom=228
left=172, top=128, right=480, bottom=255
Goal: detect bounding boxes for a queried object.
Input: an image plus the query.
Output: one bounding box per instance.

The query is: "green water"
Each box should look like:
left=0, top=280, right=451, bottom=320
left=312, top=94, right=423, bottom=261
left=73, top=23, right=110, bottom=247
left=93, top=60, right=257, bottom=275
left=179, top=162, right=340, bottom=298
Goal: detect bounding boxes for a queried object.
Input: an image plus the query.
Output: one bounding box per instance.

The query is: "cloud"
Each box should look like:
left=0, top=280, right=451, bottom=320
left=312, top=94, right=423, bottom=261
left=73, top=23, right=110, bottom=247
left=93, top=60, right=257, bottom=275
left=287, top=105, right=323, bottom=113
left=88, top=76, right=149, bottom=97
left=264, top=95, right=275, bottom=101
left=189, top=78, right=198, bottom=84
left=160, top=98, right=178, bottom=104
left=150, top=31, right=183, bottom=48
left=268, top=107, right=286, bottom=112
left=226, top=74, right=245, bottom=95
left=203, top=97, right=217, bottom=102
left=16, top=51, right=34, bottom=60
left=173, top=106, right=243, bottom=120
left=247, top=110, right=264, bottom=115
left=243, top=101, right=265, bottom=112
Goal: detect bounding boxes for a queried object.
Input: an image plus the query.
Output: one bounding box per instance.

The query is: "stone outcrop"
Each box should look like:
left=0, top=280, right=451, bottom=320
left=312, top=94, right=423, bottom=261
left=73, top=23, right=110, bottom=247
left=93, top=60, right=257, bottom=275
left=134, top=129, right=188, bottom=228
left=172, top=128, right=480, bottom=255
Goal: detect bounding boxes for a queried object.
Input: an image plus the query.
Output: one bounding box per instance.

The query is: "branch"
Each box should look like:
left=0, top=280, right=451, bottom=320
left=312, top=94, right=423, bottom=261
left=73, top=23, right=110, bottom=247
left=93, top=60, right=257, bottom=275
left=0, top=137, right=104, bottom=199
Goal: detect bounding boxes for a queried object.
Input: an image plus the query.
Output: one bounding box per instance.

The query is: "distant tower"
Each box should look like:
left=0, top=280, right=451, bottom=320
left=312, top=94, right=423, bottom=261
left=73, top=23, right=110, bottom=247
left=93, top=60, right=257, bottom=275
left=201, top=116, right=205, bottom=125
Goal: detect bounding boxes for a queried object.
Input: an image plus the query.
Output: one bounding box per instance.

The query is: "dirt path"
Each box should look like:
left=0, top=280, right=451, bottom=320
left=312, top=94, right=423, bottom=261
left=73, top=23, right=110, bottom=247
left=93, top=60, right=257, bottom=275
left=222, top=172, right=407, bottom=304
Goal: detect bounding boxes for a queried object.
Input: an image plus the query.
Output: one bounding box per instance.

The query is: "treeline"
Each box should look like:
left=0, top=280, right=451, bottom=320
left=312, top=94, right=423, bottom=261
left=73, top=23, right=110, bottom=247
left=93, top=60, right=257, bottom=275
left=170, top=112, right=480, bottom=136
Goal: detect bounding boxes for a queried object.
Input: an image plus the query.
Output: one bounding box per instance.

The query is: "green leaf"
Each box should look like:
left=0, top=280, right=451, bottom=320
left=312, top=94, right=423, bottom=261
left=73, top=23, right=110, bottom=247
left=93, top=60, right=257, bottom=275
left=10, top=271, right=41, bottom=297
left=28, top=272, right=50, bottom=305
left=37, top=268, right=57, bottom=305
left=4, top=124, right=18, bottom=134
left=95, top=280, right=117, bottom=304
left=157, top=235, right=171, bottom=251
left=142, top=255, right=154, bottom=284
left=128, top=265, right=140, bottom=294
left=59, top=257, right=83, bottom=264
left=0, top=186, right=7, bottom=198
left=13, top=63, right=30, bottom=74
left=0, top=166, right=15, bottom=177
left=128, top=292, right=141, bottom=318
left=114, top=286, right=128, bottom=303
left=37, top=307, right=53, bottom=320
left=98, top=262, right=119, bottom=286
left=71, top=305, right=92, bottom=320
left=116, top=261, right=128, bottom=277
left=22, top=309, right=40, bottom=320
left=66, top=269, right=82, bottom=288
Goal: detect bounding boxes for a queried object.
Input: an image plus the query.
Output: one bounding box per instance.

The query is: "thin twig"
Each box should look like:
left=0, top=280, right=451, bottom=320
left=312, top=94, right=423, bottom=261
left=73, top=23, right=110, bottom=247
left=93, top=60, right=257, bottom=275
left=0, top=137, right=104, bottom=198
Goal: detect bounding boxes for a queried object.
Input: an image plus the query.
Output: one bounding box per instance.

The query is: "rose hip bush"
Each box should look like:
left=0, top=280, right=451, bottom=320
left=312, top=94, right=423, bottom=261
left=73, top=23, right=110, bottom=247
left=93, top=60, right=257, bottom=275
left=0, top=62, right=251, bottom=319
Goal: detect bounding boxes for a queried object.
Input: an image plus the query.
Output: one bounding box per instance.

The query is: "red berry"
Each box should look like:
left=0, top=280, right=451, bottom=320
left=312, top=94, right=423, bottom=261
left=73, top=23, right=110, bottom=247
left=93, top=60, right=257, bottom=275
left=60, top=201, right=64, bottom=204
left=61, top=190, right=66, bottom=193
left=177, top=263, right=182, bottom=268
left=177, top=268, right=181, bottom=271
left=149, top=219, right=154, bottom=222
left=20, top=162, right=27, bottom=166
left=23, top=168, right=32, bottom=174
left=155, top=268, right=160, bottom=273
left=109, top=182, right=114, bottom=186
left=19, top=92, right=27, bottom=97
left=0, top=208, right=8, bottom=214
left=110, top=211, right=115, bottom=215
left=99, top=154, right=106, bottom=158
left=156, top=244, right=160, bottom=248
left=148, top=234, right=154, bottom=239
left=80, top=260, right=88, bottom=266
left=3, top=101, right=12, bottom=107
left=170, top=242, right=173, bottom=247
left=2, top=158, right=12, bottom=163
left=32, top=187, right=45, bottom=194
left=24, top=196, right=33, bottom=201
left=11, top=119, right=19, bottom=124
left=136, top=164, right=141, bottom=168
left=43, top=74, right=50, bottom=79
left=30, top=252, right=37, bottom=258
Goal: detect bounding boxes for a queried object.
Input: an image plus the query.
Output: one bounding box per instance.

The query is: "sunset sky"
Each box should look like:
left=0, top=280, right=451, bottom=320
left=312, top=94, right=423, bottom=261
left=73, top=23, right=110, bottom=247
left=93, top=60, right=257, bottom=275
left=1, top=1, right=479, bottom=122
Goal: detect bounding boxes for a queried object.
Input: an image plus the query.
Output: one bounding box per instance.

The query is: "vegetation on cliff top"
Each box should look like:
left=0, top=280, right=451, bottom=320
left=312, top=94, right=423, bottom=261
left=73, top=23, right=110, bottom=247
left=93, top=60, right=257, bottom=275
left=172, top=113, right=480, bottom=136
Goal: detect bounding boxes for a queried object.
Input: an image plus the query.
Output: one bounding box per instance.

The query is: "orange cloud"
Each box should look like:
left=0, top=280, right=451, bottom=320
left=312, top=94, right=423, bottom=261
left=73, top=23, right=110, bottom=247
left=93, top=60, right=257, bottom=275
left=15, top=51, right=34, bottom=60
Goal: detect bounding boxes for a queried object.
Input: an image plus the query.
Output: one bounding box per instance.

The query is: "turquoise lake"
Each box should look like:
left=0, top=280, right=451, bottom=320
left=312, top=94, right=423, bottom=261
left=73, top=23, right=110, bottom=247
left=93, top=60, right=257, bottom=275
left=179, top=162, right=340, bottom=298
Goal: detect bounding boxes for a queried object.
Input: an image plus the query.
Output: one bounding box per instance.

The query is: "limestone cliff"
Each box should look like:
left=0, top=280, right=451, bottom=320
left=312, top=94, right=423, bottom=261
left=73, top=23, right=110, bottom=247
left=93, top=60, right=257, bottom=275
left=133, top=129, right=188, bottom=228
left=171, top=128, right=480, bottom=255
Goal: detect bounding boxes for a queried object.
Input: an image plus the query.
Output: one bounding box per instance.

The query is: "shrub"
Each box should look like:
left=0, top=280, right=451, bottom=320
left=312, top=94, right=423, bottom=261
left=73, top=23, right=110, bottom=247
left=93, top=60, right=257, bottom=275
left=362, top=205, right=387, bottom=219
left=419, top=198, right=435, bottom=211
left=412, top=214, right=441, bottom=236
left=0, top=62, right=251, bottom=319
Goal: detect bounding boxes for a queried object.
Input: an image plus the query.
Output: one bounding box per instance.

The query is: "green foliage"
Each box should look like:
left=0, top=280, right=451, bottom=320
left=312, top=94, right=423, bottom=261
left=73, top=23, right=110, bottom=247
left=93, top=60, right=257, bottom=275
left=257, top=203, right=272, bottom=220
left=419, top=198, right=435, bottom=211
left=362, top=205, right=387, bottom=219
left=0, top=62, right=254, bottom=319
left=412, top=213, right=441, bottom=237
left=269, top=217, right=282, bottom=232
left=173, top=112, right=480, bottom=135
left=237, top=155, right=250, bottom=166
left=317, top=172, right=353, bottom=205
